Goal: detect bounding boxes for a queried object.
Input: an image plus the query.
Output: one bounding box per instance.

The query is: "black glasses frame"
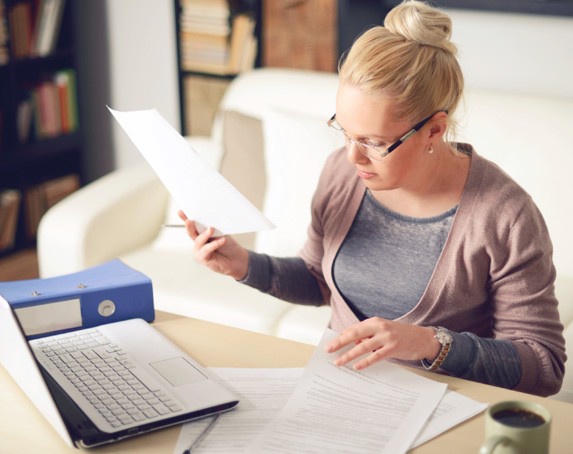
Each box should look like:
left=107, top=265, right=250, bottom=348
left=327, top=111, right=444, bottom=160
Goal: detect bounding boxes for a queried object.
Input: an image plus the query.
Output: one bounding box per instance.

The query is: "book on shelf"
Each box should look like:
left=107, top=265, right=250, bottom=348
left=0, top=189, right=22, bottom=252
left=16, top=97, right=33, bottom=143
left=0, top=0, right=9, bottom=64
left=179, top=0, right=257, bottom=75
left=179, top=0, right=231, bottom=74
left=227, top=13, right=256, bottom=74
left=33, top=0, right=66, bottom=57
left=54, top=68, right=79, bottom=133
left=7, top=0, right=65, bottom=60
left=7, top=1, right=33, bottom=59
left=24, top=173, right=79, bottom=240
left=17, top=68, right=78, bottom=143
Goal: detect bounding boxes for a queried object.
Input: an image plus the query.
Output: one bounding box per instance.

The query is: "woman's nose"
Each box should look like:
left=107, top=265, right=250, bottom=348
left=346, top=141, right=369, bottom=165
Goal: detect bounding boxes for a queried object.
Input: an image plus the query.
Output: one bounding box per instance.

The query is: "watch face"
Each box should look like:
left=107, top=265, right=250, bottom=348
left=436, top=329, right=452, bottom=344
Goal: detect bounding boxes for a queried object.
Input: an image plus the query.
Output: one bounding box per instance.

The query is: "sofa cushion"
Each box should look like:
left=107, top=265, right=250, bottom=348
left=219, top=110, right=267, bottom=250
left=256, top=108, right=341, bottom=256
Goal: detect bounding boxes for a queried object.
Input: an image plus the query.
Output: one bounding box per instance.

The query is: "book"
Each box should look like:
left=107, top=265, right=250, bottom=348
left=23, top=174, right=79, bottom=240
left=33, top=79, right=61, bottom=139
left=16, top=97, right=34, bottom=143
left=0, top=189, right=22, bottom=252
left=34, top=0, right=65, bottom=56
left=26, top=68, right=78, bottom=140
left=227, top=13, right=256, bottom=74
left=54, top=69, right=78, bottom=133
left=8, top=2, right=34, bottom=59
left=179, top=0, right=233, bottom=74
left=0, top=0, right=10, bottom=64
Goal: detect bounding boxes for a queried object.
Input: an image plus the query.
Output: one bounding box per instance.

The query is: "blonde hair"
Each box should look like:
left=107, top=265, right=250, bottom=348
left=339, top=0, right=463, bottom=137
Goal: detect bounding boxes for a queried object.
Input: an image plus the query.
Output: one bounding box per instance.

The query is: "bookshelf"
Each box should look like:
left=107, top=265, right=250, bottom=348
left=174, top=0, right=260, bottom=136
left=0, top=0, right=83, bottom=258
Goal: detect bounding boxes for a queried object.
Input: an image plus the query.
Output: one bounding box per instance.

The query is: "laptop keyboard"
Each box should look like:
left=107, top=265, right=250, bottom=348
left=31, top=329, right=183, bottom=429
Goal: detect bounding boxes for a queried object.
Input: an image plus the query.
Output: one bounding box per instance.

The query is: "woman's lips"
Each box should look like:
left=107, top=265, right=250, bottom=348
left=357, top=169, right=377, bottom=179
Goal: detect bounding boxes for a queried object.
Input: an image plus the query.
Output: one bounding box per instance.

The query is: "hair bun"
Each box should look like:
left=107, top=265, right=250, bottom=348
left=384, top=0, right=457, bottom=55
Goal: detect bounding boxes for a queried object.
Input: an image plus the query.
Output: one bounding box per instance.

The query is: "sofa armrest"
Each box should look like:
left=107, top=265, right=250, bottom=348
left=37, top=162, right=168, bottom=277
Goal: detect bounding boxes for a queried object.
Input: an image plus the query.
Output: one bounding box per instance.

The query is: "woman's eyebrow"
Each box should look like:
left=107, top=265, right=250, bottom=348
left=337, top=120, right=393, bottom=141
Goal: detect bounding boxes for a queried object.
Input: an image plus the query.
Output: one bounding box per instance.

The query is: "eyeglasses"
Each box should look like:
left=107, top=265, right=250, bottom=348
left=327, top=112, right=440, bottom=160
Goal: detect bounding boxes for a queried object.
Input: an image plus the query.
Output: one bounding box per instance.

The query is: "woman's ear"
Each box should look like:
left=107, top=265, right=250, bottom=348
left=428, top=111, right=448, bottom=139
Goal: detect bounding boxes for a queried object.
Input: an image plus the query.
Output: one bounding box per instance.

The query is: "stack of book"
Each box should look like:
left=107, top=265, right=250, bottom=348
left=179, top=0, right=256, bottom=75
left=7, top=0, right=66, bottom=59
left=180, top=0, right=231, bottom=74
left=24, top=173, right=79, bottom=240
left=0, top=0, right=9, bottom=65
left=17, top=68, right=79, bottom=143
left=0, top=189, right=21, bottom=252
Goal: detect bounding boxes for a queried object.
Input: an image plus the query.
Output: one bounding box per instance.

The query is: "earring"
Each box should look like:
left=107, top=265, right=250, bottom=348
left=427, top=145, right=434, bottom=154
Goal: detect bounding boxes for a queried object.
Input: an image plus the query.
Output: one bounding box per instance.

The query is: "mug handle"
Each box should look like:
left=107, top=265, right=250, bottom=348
left=480, top=434, right=510, bottom=454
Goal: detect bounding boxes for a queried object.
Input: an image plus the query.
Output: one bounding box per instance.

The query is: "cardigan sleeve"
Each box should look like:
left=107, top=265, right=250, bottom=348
left=487, top=194, right=566, bottom=396
left=239, top=252, right=324, bottom=306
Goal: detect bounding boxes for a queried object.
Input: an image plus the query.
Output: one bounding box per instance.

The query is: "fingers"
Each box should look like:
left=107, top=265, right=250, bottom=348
left=333, top=335, right=395, bottom=370
left=193, top=227, right=226, bottom=260
left=326, top=319, right=381, bottom=353
left=178, top=210, right=200, bottom=240
left=178, top=211, right=221, bottom=248
left=325, top=318, right=398, bottom=370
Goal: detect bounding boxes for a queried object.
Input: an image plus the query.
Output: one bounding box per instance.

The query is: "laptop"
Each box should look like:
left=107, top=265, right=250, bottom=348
left=0, top=296, right=239, bottom=448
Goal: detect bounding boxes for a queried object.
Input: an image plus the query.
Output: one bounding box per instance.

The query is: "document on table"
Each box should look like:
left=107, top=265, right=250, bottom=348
left=249, top=329, right=447, bottom=454
left=108, top=107, right=275, bottom=236
left=174, top=368, right=302, bottom=453
left=173, top=331, right=486, bottom=454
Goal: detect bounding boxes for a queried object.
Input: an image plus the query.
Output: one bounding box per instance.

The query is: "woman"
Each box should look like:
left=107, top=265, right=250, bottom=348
left=179, top=0, right=565, bottom=397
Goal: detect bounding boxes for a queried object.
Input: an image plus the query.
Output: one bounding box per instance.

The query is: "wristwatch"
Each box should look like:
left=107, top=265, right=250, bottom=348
left=422, top=327, right=453, bottom=371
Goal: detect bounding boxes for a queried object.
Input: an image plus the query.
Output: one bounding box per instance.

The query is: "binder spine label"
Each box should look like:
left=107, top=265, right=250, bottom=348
left=14, top=298, right=82, bottom=337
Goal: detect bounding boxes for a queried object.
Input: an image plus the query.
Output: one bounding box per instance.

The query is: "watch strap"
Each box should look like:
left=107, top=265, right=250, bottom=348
left=422, top=327, right=452, bottom=371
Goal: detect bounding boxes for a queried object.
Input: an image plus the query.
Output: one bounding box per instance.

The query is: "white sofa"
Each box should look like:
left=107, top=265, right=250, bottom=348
left=37, top=68, right=573, bottom=402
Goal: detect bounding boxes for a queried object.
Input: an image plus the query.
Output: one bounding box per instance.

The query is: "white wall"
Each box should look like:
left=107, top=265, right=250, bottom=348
left=106, top=0, right=180, bottom=169
left=76, top=0, right=179, bottom=182
left=447, top=9, right=573, bottom=98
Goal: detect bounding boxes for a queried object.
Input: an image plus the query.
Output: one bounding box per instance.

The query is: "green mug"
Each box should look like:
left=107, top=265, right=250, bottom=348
left=480, top=400, right=551, bottom=454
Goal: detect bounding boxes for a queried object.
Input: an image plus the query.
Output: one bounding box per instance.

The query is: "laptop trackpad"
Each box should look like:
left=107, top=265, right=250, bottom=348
left=150, top=357, right=208, bottom=386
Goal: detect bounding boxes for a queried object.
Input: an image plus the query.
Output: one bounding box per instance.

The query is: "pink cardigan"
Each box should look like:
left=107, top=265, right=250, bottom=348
left=299, top=145, right=566, bottom=396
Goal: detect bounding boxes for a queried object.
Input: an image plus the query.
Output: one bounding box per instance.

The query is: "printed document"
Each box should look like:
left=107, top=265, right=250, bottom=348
left=249, top=329, right=447, bottom=454
left=174, top=368, right=301, bottom=453
left=108, top=107, right=275, bottom=236
left=174, top=333, right=487, bottom=453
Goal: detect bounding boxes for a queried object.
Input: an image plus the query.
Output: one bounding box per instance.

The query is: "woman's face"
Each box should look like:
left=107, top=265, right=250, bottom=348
left=334, top=83, right=432, bottom=192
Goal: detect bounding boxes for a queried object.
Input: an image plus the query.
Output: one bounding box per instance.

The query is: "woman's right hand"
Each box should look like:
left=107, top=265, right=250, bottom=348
left=178, top=211, right=249, bottom=280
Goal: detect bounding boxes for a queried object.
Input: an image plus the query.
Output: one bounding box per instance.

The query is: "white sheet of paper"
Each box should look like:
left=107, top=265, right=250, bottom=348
left=173, top=365, right=486, bottom=453
left=249, top=329, right=447, bottom=454
left=173, top=368, right=302, bottom=454
left=412, top=388, right=487, bottom=447
left=108, top=107, right=275, bottom=235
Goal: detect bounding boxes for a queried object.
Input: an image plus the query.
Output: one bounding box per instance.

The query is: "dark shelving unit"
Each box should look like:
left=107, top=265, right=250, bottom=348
left=0, top=0, right=84, bottom=257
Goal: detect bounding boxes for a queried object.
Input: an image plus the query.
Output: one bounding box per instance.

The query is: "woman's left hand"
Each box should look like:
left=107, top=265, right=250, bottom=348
left=325, top=317, right=440, bottom=371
